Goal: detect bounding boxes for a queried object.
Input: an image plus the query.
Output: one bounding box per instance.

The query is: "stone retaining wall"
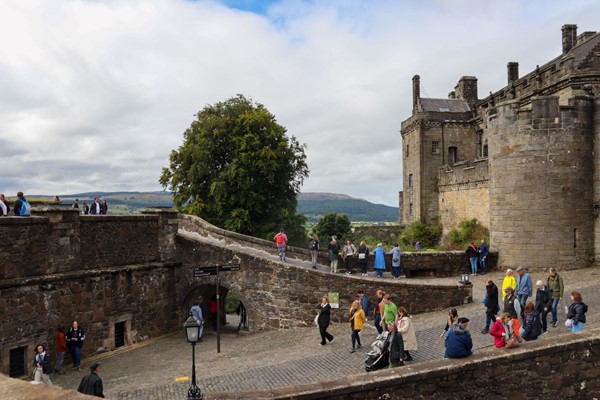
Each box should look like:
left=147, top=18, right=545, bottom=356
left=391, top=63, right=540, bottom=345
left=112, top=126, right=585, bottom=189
left=205, top=329, right=600, bottom=399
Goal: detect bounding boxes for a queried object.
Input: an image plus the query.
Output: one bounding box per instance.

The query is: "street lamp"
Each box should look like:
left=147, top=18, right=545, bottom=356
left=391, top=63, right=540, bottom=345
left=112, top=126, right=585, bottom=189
left=184, top=312, right=203, bottom=400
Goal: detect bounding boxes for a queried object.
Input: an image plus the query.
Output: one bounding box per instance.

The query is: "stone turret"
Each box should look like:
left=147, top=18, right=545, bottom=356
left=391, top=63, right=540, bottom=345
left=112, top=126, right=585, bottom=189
left=507, top=62, right=519, bottom=84
left=412, top=75, right=420, bottom=114
left=454, top=76, right=478, bottom=110
left=562, top=24, right=577, bottom=54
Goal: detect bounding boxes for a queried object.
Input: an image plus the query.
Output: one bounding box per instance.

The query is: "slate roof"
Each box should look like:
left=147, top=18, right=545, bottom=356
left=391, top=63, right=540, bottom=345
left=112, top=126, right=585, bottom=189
left=419, top=98, right=471, bottom=113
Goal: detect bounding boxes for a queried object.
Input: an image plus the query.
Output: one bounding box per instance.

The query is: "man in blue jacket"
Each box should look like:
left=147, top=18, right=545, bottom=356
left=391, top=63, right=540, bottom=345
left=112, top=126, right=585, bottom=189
left=516, top=266, right=533, bottom=320
left=445, top=317, right=473, bottom=359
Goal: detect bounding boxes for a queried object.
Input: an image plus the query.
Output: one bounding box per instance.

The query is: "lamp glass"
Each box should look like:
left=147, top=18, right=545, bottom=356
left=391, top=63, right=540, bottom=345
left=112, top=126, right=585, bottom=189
left=184, top=315, right=200, bottom=343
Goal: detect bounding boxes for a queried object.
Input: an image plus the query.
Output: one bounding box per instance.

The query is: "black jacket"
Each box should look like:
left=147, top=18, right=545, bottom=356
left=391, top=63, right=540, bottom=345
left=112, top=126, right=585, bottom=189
left=466, top=245, right=478, bottom=258
left=522, top=310, right=542, bottom=341
left=486, top=283, right=499, bottom=310
left=78, top=372, right=105, bottom=398
left=503, top=294, right=519, bottom=319
left=535, top=287, right=552, bottom=313
left=567, top=301, right=588, bottom=325
left=384, top=331, right=405, bottom=363
left=317, top=303, right=331, bottom=328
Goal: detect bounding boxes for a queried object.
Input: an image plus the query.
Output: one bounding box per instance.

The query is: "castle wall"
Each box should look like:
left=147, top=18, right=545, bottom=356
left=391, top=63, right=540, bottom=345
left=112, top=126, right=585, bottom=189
left=438, top=159, right=490, bottom=234
left=488, top=95, right=595, bottom=269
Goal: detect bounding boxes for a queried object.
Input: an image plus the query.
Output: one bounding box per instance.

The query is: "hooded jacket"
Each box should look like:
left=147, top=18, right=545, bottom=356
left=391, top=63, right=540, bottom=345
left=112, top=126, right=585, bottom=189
left=444, top=324, right=473, bottom=358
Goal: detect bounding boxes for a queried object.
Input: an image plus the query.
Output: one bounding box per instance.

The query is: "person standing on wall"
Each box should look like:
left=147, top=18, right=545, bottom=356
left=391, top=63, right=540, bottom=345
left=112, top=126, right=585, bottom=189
left=0, top=194, right=7, bottom=216
left=273, top=228, right=288, bottom=262
left=308, top=234, right=320, bottom=269
left=77, top=362, right=105, bottom=398
left=372, top=243, right=386, bottom=278
left=356, top=241, right=369, bottom=276
left=328, top=236, right=340, bottom=273
left=466, top=242, right=479, bottom=276
left=90, top=197, right=101, bottom=215
left=546, top=267, right=564, bottom=327
left=65, top=321, right=85, bottom=370
left=478, top=239, right=489, bottom=274
left=343, top=239, right=356, bottom=275
left=389, top=242, right=401, bottom=279
left=100, top=199, right=108, bottom=215
left=515, top=266, right=532, bottom=320
left=317, top=296, right=334, bottom=346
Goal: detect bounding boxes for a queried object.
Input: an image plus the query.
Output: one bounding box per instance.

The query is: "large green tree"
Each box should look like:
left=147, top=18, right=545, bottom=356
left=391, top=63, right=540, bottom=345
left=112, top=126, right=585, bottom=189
left=315, top=213, right=353, bottom=242
left=160, top=95, right=309, bottom=243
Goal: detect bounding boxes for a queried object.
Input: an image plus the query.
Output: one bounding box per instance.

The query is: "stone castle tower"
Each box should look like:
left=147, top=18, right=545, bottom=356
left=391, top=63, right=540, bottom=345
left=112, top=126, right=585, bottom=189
left=400, top=24, right=600, bottom=270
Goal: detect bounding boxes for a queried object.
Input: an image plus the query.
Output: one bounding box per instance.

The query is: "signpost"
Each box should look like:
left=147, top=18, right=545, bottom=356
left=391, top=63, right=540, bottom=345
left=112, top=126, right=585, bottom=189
left=192, top=264, right=240, bottom=353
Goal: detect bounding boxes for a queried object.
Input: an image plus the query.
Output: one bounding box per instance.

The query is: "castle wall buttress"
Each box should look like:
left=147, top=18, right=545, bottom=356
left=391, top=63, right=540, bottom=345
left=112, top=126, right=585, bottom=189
left=488, top=95, right=595, bottom=269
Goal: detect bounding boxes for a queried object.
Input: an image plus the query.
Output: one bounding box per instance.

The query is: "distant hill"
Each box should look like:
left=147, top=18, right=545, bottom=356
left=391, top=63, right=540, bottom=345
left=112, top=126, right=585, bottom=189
left=298, top=192, right=398, bottom=223
left=32, top=191, right=399, bottom=222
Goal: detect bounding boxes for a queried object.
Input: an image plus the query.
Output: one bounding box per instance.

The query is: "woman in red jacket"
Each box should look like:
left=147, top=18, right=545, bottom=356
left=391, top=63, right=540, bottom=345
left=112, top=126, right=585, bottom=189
left=490, top=312, right=514, bottom=348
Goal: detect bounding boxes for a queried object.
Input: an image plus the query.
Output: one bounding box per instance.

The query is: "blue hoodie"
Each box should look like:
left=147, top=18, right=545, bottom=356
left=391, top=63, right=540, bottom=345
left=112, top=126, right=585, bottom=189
left=445, top=324, right=473, bottom=359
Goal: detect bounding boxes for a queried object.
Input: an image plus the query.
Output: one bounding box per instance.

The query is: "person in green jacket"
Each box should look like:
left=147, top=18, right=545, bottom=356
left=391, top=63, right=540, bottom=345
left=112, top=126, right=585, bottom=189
left=546, top=267, right=564, bottom=328
left=380, top=294, right=398, bottom=331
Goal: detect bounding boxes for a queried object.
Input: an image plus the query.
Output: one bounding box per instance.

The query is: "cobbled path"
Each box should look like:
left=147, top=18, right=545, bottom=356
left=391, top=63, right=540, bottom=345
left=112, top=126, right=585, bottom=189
left=49, top=263, right=600, bottom=399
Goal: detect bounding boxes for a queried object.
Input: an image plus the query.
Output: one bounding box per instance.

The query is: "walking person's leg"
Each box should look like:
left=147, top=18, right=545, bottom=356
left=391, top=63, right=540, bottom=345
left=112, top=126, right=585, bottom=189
left=551, top=298, right=559, bottom=325
left=374, top=314, right=382, bottom=334
left=350, top=329, right=357, bottom=351
left=319, top=326, right=327, bottom=345
left=55, top=351, right=64, bottom=374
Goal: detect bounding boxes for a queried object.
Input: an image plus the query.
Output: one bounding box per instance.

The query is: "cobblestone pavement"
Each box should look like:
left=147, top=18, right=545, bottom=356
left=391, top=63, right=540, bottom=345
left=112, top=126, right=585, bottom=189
left=49, top=266, right=600, bottom=399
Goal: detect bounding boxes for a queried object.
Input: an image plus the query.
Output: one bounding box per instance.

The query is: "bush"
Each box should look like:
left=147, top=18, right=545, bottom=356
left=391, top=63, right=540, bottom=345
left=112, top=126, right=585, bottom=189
left=447, top=218, right=489, bottom=248
left=401, top=221, right=442, bottom=248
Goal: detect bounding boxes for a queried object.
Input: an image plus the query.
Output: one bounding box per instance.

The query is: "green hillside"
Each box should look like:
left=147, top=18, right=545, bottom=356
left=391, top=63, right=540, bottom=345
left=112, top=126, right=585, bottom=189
left=38, top=191, right=398, bottom=222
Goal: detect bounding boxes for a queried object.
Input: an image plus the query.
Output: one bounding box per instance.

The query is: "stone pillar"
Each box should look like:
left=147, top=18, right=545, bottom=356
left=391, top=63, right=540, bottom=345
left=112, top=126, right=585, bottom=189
left=141, top=208, right=179, bottom=263
left=507, top=62, right=519, bottom=85
left=412, top=75, right=420, bottom=114
left=562, top=24, right=577, bottom=54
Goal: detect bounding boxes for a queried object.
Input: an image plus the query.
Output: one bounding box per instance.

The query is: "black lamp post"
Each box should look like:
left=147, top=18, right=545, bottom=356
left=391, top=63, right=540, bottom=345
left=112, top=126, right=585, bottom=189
left=184, top=312, right=203, bottom=400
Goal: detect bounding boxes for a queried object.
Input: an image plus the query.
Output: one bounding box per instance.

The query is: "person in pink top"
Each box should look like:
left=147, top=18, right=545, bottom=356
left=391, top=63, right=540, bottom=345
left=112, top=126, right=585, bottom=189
left=273, top=229, right=288, bottom=262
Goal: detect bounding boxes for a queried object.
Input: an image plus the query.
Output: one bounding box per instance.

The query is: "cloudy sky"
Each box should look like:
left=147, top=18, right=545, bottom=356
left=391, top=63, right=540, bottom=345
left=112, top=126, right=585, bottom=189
left=1, top=0, right=598, bottom=206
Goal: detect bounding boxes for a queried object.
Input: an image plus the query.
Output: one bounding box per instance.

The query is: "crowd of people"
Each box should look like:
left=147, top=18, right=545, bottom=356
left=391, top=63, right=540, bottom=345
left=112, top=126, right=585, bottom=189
left=0, top=192, right=109, bottom=216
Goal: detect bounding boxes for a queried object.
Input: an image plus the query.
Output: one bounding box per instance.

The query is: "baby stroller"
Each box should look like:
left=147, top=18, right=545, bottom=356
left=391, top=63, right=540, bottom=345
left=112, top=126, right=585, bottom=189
left=365, top=332, right=389, bottom=372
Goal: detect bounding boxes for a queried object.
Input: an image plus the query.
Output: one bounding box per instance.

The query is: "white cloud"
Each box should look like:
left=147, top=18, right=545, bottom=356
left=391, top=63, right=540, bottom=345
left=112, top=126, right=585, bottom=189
left=0, top=0, right=598, bottom=206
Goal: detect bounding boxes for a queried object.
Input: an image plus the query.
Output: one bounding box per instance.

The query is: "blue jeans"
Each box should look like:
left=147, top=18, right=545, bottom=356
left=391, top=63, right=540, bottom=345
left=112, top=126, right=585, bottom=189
left=375, top=268, right=384, bottom=278
left=518, top=294, right=529, bottom=317
left=479, top=257, right=487, bottom=273
left=374, top=314, right=383, bottom=334
left=550, top=298, right=560, bottom=324
left=392, top=266, right=400, bottom=278
left=70, top=345, right=81, bottom=367
left=469, top=258, right=478, bottom=274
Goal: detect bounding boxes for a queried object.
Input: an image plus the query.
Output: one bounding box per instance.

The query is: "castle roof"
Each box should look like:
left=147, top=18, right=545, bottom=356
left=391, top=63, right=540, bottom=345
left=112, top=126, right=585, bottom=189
left=419, top=98, right=471, bottom=113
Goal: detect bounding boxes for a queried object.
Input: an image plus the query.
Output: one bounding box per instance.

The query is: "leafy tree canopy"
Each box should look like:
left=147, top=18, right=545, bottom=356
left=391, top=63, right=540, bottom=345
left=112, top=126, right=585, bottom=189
left=160, top=94, right=309, bottom=243
left=315, top=213, right=353, bottom=242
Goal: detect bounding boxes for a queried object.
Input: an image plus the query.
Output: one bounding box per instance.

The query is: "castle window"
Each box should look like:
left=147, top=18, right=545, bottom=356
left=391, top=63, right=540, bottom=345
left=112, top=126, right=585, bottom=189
left=483, top=144, right=488, bottom=158
left=432, top=141, right=439, bottom=154
left=408, top=174, right=413, bottom=188
left=409, top=203, right=413, bottom=215
left=448, top=146, right=458, bottom=164
left=406, top=144, right=409, bottom=158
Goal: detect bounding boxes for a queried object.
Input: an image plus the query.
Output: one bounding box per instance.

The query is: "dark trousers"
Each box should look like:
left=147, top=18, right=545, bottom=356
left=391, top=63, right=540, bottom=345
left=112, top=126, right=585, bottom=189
left=351, top=329, right=362, bottom=348
left=374, top=314, right=383, bottom=334
left=319, top=325, right=334, bottom=345
left=541, top=310, right=548, bottom=332
left=345, top=257, right=353, bottom=273
left=485, top=307, right=497, bottom=330
left=359, top=262, right=367, bottom=274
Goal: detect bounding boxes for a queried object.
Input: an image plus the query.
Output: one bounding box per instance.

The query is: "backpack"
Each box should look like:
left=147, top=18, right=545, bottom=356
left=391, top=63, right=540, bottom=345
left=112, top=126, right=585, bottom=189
left=309, top=240, right=319, bottom=251
left=19, top=199, right=31, bottom=216
left=275, top=234, right=285, bottom=245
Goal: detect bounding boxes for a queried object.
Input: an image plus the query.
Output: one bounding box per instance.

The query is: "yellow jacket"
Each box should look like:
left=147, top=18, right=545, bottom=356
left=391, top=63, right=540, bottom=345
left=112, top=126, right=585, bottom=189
left=502, top=275, right=517, bottom=299
left=350, top=307, right=366, bottom=330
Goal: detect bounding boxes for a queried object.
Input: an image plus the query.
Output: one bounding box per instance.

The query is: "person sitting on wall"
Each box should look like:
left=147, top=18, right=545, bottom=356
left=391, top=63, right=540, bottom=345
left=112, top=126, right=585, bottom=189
left=444, top=317, right=473, bottom=358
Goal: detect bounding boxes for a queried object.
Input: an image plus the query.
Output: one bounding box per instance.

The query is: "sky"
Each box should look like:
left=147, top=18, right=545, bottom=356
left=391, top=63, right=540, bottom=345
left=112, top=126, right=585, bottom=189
left=0, top=0, right=598, bottom=206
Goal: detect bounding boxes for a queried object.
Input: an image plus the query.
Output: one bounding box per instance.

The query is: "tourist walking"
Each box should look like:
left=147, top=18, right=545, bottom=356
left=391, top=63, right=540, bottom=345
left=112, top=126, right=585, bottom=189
left=478, top=239, right=489, bottom=274
left=33, top=343, right=53, bottom=385
left=372, top=243, right=386, bottom=278
left=77, top=362, right=105, bottom=398
left=534, top=280, right=552, bottom=333
left=502, top=269, right=517, bottom=300
left=317, top=296, right=334, bottom=345
left=190, top=300, right=204, bottom=339
left=390, top=242, right=401, bottom=279
left=546, top=267, right=564, bottom=327
left=308, top=234, right=320, bottom=269
left=328, top=236, right=340, bottom=273
left=357, top=290, right=369, bottom=320
left=65, top=321, right=85, bottom=370
left=396, top=306, right=417, bottom=361
left=356, top=241, right=369, bottom=276
left=273, top=229, right=288, bottom=262
left=383, top=323, right=405, bottom=368
left=380, top=294, right=398, bottom=332
left=481, top=279, right=499, bottom=334
left=566, top=291, right=588, bottom=334
left=466, top=242, right=479, bottom=275
left=348, top=300, right=366, bottom=353
left=444, top=317, right=473, bottom=359
left=515, top=266, right=532, bottom=319
left=343, top=239, right=357, bottom=275
left=54, top=326, right=67, bottom=375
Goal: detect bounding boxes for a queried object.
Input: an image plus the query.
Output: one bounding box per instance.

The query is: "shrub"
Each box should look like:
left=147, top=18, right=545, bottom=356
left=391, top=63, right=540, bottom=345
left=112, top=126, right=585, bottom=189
left=447, top=218, right=489, bottom=248
left=402, top=221, right=442, bottom=248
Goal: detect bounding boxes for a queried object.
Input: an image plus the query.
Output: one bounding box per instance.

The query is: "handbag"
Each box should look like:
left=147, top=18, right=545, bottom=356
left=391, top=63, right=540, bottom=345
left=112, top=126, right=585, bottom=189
left=505, top=334, right=520, bottom=349
left=358, top=253, right=366, bottom=260
left=314, top=314, right=319, bottom=326
left=393, top=258, right=399, bottom=263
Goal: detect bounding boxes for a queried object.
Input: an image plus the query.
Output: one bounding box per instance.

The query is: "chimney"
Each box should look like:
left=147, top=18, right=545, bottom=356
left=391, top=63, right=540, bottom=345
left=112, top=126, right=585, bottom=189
left=562, top=24, right=577, bottom=54
left=412, top=75, right=420, bottom=114
left=507, top=62, right=519, bottom=85
left=454, top=76, right=478, bottom=110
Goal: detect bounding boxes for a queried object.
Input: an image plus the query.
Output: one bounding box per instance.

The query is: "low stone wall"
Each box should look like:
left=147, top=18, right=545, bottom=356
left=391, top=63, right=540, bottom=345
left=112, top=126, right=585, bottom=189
left=176, top=233, right=472, bottom=330
left=205, top=329, right=600, bottom=399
